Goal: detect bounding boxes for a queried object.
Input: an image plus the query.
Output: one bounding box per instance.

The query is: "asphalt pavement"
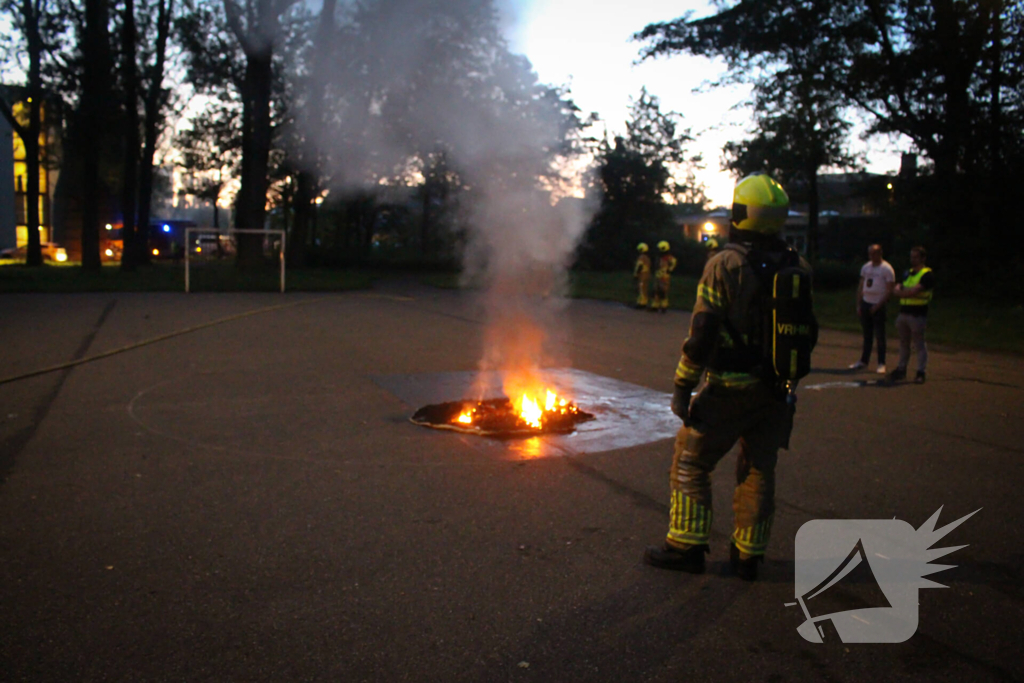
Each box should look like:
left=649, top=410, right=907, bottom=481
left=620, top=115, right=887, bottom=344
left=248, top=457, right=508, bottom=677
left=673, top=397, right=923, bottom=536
left=1, top=282, right=1021, bottom=682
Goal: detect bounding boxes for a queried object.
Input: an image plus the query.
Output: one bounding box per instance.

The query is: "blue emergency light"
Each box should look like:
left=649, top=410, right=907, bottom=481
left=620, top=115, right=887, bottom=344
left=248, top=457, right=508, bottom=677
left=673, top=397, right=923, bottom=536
left=162, top=225, right=171, bottom=233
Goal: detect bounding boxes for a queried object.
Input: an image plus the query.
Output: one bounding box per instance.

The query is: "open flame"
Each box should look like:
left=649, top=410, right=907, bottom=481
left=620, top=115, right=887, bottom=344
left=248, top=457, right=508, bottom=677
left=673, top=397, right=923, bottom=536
left=519, top=394, right=543, bottom=429
left=451, top=387, right=582, bottom=431
left=516, top=390, right=571, bottom=429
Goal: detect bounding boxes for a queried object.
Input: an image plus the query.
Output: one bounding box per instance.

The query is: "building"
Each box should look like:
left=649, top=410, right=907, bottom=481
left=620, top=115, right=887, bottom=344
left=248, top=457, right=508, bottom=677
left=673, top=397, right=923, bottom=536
left=677, top=207, right=812, bottom=253
left=674, top=172, right=893, bottom=257
left=677, top=207, right=730, bottom=244
left=0, top=110, right=15, bottom=251
left=0, top=89, right=60, bottom=253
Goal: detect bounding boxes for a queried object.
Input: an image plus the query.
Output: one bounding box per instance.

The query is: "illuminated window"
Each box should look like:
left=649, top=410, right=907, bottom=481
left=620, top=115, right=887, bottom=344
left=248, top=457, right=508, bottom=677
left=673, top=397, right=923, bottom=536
left=10, top=99, right=52, bottom=247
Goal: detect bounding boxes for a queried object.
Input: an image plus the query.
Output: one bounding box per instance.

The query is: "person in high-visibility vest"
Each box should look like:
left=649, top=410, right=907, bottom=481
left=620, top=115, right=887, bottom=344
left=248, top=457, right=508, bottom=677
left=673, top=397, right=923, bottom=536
left=633, top=243, right=652, bottom=308
left=887, top=246, right=935, bottom=384
left=650, top=241, right=677, bottom=312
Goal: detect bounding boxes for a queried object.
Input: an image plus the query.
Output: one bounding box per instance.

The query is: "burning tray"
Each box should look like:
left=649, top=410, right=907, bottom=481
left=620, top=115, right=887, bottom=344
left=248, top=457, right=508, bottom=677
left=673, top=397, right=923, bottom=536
left=410, top=396, right=595, bottom=437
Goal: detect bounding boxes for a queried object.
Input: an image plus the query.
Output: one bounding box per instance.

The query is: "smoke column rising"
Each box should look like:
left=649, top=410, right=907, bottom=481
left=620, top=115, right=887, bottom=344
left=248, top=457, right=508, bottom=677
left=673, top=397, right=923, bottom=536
left=307, top=0, right=594, bottom=398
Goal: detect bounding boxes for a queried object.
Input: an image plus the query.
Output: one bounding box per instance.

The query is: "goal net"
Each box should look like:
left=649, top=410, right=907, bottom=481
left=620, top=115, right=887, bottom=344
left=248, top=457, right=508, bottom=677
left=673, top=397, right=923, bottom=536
left=184, top=229, right=286, bottom=293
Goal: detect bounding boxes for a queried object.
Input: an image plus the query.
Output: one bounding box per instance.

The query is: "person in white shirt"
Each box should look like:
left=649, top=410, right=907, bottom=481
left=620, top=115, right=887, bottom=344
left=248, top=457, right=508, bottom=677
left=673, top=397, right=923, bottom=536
left=849, top=244, right=895, bottom=373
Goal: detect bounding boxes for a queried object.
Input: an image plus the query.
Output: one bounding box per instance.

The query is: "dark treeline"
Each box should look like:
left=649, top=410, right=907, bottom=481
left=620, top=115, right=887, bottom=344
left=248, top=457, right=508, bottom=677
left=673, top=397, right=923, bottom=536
left=637, top=0, right=1024, bottom=294
left=3, top=0, right=598, bottom=270
left=3, top=0, right=1021, bottom=296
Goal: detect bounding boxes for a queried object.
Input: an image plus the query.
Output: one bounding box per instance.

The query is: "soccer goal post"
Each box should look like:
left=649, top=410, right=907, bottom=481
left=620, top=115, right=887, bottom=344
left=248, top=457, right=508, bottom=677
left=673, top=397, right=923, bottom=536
left=184, top=228, right=286, bottom=293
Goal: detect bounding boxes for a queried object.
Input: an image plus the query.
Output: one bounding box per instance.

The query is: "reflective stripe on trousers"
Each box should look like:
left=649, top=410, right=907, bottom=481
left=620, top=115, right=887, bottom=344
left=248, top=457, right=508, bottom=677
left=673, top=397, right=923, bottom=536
left=732, top=517, right=774, bottom=555
left=652, top=276, right=671, bottom=309
left=666, top=382, right=787, bottom=556
left=637, top=274, right=650, bottom=306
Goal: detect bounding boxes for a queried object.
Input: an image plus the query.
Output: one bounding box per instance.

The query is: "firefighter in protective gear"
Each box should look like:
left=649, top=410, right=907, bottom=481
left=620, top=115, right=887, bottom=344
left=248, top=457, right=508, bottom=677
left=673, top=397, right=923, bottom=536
left=634, top=243, right=652, bottom=308
left=651, top=241, right=677, bottom=312
left=643, top=173, right=815, bottom=581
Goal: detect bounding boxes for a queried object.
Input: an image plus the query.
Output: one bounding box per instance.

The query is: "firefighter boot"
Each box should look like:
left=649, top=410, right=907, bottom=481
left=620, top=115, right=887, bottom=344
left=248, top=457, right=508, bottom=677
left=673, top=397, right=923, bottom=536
left=643, top=543, right=708, bottom=573
left=730, top=542, right=763, bottom=582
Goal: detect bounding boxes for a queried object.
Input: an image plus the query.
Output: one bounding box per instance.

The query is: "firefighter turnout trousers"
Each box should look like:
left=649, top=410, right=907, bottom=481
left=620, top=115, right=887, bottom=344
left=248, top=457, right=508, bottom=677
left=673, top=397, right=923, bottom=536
left=652, top=274, right=670, bottom=310
left=636, top=272, right=651, bottom=307
left=667, top=381, right=789, bottom=556
left=651, top=255, right=676, bottom=310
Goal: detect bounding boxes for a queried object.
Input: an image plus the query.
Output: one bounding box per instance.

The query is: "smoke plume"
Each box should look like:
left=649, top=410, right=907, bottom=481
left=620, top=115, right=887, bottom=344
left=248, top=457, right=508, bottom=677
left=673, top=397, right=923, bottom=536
left=306, top=0, right=594, bottom=397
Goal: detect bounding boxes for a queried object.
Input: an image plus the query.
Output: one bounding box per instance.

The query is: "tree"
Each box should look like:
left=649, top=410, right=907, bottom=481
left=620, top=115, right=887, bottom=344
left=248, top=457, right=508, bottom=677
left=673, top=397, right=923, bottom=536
left=135, top=0, right=174, bottom=265
left=287, top=0, right=334, bottom=267
left=78, top=0, right=113, bottom=270
left=119, top=0, right=141, bottom=270
left=723, top=68, right=861, bottom=258
left=580, top=88, right=705, bottom=269
left=622, top=87, right=704, bottom=201
left=177, top=0, right=592, bottom=270
left=308, top=0, right=591, bottom=265
left=636, top=0, right=1024, bottom=269
left=175, top=99, right=241, bottom=230
left=417, top=148, right=461, bottom=256
left=222, top=0, right=300, bottom=266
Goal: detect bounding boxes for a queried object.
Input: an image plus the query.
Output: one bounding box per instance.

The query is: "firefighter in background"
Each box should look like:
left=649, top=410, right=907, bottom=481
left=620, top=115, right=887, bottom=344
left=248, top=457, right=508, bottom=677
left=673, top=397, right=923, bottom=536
left=643, top=173, right=816, bottom=581
left=633, top=242, right=652, bottom=309
left=704, top=235, right=721, bottom=255
left=651, top=240, right=677, bottom=312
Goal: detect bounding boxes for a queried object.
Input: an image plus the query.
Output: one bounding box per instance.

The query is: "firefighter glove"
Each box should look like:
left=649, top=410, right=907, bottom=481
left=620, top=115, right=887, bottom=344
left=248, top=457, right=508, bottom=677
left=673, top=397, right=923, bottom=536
left=671, top=383, right=696, bottom=423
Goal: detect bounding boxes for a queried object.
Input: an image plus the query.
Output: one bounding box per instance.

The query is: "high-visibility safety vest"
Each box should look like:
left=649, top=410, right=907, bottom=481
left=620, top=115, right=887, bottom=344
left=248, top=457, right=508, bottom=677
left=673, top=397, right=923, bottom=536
left=899, top=267, right=933, bottom=306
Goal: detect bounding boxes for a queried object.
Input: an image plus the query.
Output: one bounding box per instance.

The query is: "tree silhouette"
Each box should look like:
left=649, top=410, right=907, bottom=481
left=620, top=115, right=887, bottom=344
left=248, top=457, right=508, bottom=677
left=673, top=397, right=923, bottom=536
left=581, top=89, right=705, bottom=269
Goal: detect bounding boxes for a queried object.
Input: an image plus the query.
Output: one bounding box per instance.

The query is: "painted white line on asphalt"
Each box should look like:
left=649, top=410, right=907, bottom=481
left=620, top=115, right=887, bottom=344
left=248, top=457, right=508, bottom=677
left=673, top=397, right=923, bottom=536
left=803, top=381, right=868, bottom=390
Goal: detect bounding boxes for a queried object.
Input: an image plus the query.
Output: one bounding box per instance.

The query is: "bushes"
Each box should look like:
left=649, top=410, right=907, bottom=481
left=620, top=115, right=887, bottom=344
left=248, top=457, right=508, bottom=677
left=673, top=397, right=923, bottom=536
left=811, top=259, right=861, bottom=290
left=573, top=234, right=710, bottom=275
left=671, top=239, right=712, bottom=277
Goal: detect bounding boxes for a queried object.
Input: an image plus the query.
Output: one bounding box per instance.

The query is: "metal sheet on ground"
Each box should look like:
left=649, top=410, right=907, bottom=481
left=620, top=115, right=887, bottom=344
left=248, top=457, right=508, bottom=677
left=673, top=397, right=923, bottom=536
left=374, top=368, right=678, bottom=457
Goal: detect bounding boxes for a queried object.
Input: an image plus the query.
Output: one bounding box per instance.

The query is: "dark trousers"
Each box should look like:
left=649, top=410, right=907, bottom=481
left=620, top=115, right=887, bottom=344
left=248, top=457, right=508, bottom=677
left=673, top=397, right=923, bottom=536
left=859, top=300, right=887, bottom=364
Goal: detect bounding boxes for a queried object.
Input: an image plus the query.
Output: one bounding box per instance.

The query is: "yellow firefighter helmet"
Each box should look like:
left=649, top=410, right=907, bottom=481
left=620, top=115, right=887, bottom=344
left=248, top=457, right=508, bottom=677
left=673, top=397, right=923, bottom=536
left=731, top=173, right=790, bottom=234
left=657, top=240, right=670, bottom=252
left=637, top=242, right=649, bottom=253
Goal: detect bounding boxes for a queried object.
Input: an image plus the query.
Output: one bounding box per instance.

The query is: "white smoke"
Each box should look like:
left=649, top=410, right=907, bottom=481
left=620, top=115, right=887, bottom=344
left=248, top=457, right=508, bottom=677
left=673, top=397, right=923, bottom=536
left=306, top=0, right=595, bottom=398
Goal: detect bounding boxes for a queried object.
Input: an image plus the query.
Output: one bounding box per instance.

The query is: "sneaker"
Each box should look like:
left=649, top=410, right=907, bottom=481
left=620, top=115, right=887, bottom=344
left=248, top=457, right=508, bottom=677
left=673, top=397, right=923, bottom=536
left=876, top=364, right=887, bottom=374
left=886, top=368, right=906, bottom=383
left=915, top=371, right=926, bottom=384
left=729, top=543, right=762, bottom=582
left=643, top=543, right=707, bottom=574
left=848, top=361, right=867, bottom=370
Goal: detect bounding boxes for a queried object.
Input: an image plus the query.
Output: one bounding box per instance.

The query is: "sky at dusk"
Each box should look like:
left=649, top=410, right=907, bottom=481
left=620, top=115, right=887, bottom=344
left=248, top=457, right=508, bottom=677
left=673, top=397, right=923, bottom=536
left=0, top=0, right=909, bottom=211
left=505, top=0, right=906, bottom=208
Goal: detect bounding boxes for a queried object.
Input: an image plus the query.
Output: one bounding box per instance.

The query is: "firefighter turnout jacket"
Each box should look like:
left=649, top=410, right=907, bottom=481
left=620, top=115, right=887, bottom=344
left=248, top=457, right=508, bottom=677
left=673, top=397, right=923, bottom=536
left=655, top=253, right=677, bottom=279
left=674, top=242, right=814, bottom=389
left=634, top=253, right=651, bottom=277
